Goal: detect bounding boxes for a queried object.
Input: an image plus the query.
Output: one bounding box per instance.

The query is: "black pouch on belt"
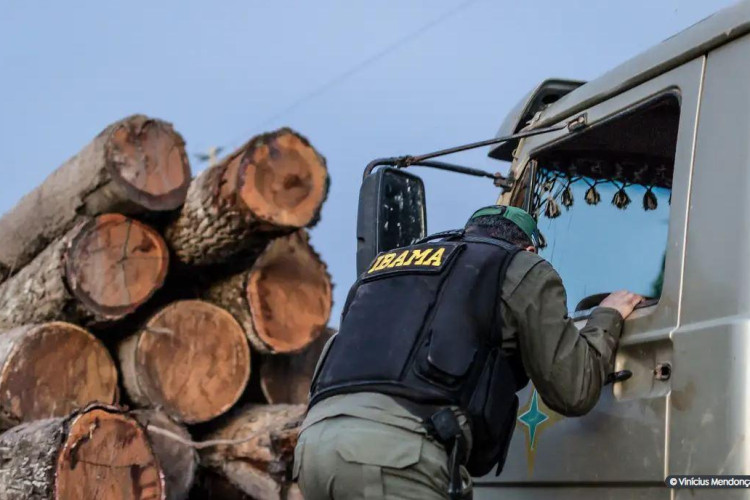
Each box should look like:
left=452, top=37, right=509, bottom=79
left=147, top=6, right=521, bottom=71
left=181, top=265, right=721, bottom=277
left=425, top=408, right=472, bottom=500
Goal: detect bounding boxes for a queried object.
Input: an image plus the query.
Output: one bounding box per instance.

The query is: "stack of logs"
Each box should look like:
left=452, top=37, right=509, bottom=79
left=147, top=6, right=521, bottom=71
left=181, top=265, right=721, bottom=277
left=0, top=115, right=334, bottom=500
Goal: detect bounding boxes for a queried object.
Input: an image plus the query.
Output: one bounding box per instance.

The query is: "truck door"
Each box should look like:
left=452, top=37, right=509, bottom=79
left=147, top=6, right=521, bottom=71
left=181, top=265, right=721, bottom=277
left=669, top=33, right=750, bottom=494
left=475, top=57, right=704, bottom=499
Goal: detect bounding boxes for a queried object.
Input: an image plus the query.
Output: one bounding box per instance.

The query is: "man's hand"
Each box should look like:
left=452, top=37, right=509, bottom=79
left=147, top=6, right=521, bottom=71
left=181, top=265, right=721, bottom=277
left=599, top=290, right=643, bottom=319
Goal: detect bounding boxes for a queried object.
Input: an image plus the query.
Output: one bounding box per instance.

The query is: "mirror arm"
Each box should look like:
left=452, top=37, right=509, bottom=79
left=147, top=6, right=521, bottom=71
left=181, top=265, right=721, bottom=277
left=363, top=158, right=513, bottom=190
left=406, top=160, right=496, bottom=179
left=363, top=116, right=586, bottom=187
left=364, top=158, right=512, bottom=190
left=363, top=157, right=402, bottom=179
left=404, top=121, right=572, bottom=165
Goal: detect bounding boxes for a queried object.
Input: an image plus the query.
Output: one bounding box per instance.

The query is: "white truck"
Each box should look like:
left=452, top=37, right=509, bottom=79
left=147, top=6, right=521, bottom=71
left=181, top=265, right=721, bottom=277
left=357, top=2, right=750, bottom=497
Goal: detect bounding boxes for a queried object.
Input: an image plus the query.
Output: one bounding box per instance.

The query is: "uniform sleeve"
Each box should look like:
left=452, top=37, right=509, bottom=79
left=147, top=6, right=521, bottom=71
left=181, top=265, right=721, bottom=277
left=507, top=260, right=624, bottom=417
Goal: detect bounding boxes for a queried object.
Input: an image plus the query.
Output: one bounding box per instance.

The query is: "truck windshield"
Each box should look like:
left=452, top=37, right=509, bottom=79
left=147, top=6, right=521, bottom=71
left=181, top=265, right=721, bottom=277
left=527, top=93, right=679, bottom=312
left=532, top=165, right=670, bottom=311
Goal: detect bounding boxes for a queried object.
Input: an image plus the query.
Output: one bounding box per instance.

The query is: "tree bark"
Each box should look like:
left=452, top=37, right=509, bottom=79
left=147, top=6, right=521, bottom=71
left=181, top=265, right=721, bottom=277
left=0, top=322, right=118, bottom=430
left=0, top=404, right=165, bottom=500
left=203, top=231, right=332, bottom=354
left=189, top=470, right=303, bottom=500
left=164, top=128, right=328, bottom=265
left=132, top=410, right=197, bottom=500
left=199, top=404, right=305, bottom=500
left=0, top=115, right=189, bottom=283
left=0, top=214, right=169, bottom=329
left=118, top=300, right=251, bottom=424
left=260, top=328, right=334, bottom=404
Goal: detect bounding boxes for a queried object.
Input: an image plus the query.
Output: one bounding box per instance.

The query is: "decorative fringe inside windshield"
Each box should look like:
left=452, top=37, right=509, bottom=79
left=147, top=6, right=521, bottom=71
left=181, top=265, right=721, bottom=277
left=529, top=156, right=673, bottom=248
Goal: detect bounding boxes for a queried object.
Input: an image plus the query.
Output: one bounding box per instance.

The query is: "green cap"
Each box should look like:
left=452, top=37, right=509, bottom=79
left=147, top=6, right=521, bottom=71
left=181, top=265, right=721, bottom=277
left=466, top=205, right=538, bottom=245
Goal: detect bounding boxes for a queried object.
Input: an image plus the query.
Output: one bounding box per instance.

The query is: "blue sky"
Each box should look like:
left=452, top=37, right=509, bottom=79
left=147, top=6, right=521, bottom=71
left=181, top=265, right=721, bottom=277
left=0, top=1, right=733, bottom=324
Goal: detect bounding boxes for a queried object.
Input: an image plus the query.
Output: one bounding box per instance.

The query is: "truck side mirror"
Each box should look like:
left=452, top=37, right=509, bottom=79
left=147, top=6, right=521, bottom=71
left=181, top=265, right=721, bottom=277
left=356, top=167, right=427, bottom=275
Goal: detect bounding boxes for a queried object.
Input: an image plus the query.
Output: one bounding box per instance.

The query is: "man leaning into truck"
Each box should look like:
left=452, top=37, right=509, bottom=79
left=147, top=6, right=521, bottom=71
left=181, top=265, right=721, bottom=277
left=294, top=205, right=642, bottom=499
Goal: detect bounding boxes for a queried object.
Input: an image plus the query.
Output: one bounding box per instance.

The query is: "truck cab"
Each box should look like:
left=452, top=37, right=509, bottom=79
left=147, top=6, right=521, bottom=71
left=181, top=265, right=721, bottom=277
left=358, top=2, right=750, bottom=498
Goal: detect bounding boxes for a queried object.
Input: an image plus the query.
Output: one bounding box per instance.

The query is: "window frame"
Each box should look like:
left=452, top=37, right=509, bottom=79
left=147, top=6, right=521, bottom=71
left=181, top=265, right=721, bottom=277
left=526, top=91, right=680, bottom=321
left=506, top=57, right=703, bottom=346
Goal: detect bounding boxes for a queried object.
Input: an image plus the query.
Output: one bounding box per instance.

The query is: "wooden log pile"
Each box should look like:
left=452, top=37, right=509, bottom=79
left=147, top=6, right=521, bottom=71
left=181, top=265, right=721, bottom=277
left=0, top=117, right=334, bottom=499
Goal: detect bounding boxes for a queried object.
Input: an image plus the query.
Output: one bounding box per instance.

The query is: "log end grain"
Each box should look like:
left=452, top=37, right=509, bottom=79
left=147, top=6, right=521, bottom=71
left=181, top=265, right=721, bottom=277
left=106, top=115, right=191, bottom=211
left=163, top=128, right=327, bottom=266
left=66, top=214, right=169, bottom=321
left=55, top=406, right=165, bottom=500
left=246, top=232, right=332, bottom=354
left=125, top=300, right=251, bottom=424
left=0, top=322, right=118, bottom=429
left=238, top=129, right=328, bottom=229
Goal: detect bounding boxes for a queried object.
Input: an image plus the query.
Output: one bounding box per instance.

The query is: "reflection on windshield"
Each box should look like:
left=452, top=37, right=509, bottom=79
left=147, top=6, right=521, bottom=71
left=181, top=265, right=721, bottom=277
left=534, top=171, right=670, bottom=312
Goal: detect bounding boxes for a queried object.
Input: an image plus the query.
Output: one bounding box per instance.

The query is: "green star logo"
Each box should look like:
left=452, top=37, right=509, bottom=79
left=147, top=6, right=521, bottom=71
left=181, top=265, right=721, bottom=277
left=517, top=389, right=548, bottom=450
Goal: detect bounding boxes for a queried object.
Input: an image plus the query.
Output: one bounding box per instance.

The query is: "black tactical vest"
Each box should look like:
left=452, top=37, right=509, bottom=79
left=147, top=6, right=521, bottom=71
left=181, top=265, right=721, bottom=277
left=309, top=231, right=530, bottom=476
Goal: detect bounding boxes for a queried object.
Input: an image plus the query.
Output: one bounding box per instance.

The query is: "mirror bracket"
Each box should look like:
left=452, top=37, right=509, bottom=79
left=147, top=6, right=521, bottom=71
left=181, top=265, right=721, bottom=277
left=363, top=158, right=511, bottom=191
left=362, top=119, right=579, bottom=186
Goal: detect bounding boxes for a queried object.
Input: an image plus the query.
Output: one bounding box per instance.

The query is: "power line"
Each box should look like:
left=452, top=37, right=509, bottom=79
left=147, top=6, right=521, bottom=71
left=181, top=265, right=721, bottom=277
left=221, top=0, right=481, bottom=152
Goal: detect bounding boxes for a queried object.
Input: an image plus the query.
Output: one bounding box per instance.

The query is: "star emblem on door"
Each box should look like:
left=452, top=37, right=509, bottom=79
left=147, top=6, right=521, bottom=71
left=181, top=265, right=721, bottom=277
left=518, top=389, right=548, bottom=450
left=516, top=387, right=564, bottom=475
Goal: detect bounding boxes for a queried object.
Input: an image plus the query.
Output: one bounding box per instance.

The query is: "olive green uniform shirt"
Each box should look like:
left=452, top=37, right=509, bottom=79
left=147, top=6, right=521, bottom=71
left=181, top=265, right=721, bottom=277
left=303, top=249, right=624, bottom=436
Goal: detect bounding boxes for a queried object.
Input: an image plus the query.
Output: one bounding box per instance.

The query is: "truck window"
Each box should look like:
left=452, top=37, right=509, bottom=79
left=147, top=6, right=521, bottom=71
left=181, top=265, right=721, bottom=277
left=528, top=94, right=679, bottom=311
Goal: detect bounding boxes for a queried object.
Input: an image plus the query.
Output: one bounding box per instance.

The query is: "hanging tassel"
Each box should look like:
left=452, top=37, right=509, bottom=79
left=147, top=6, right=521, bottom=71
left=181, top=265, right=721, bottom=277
left=537, top=230, right=547, bottom=249
left=544, top=197, right=561, bottom=218
left=585, top=184, right=600, bottom=205
left=612, top=185, right=631, bottom=210
left=643, top=188, right=658, bottom=211
left=561, top=185, right=574, bottom=208
left=542, top=177, right=555, bottom=193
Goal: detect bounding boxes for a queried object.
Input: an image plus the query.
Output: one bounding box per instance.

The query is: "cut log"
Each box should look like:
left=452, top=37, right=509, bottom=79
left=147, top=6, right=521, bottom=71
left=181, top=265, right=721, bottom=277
left=133, top=410, right=197, bottom=500
left=0, top=322, right=118, bottom=430
left=165, top=128, right=328, bottom=265
left=260, top=328, right=334, bottom=404
left=118, top=300, right=251, bottom=424
left=0, top=115, right=189, bottom=282
left=0, top=404, right=165, bottom=500
left=0, top=214, right=169, bottom=329
left=189, top=471, right=303, bottom=500
left=203, top=231, right=332, bottom=354
left=200, top=404, right=305, bottom=500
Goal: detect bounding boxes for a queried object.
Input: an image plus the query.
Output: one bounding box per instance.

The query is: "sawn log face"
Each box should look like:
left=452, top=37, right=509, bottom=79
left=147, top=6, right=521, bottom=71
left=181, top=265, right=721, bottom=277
left=0, top=214, right=168, bottom=329
left=0, top=322, right=118, bottom=430
left=0, top=404, right=165, bottom=500
left=203, top=231, right=332, bottom=354
left=0, top=115, right=189, bottom=283
left=118, top=300, right=251, bottom=424
left=165, top=129, right=328, bottom=266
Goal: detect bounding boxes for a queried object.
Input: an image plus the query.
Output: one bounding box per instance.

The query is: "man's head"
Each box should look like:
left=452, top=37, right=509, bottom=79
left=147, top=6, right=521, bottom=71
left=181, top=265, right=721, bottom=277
left=465, top=205, right=538, bottom=252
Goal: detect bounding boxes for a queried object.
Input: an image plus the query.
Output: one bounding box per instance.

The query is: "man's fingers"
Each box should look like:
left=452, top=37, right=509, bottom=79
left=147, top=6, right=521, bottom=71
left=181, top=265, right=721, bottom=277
left=624, top=293, right=639, bottom=303
left=615, top=290, right=643, bottom=304
left=599, top=291, right=645, bottom=319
